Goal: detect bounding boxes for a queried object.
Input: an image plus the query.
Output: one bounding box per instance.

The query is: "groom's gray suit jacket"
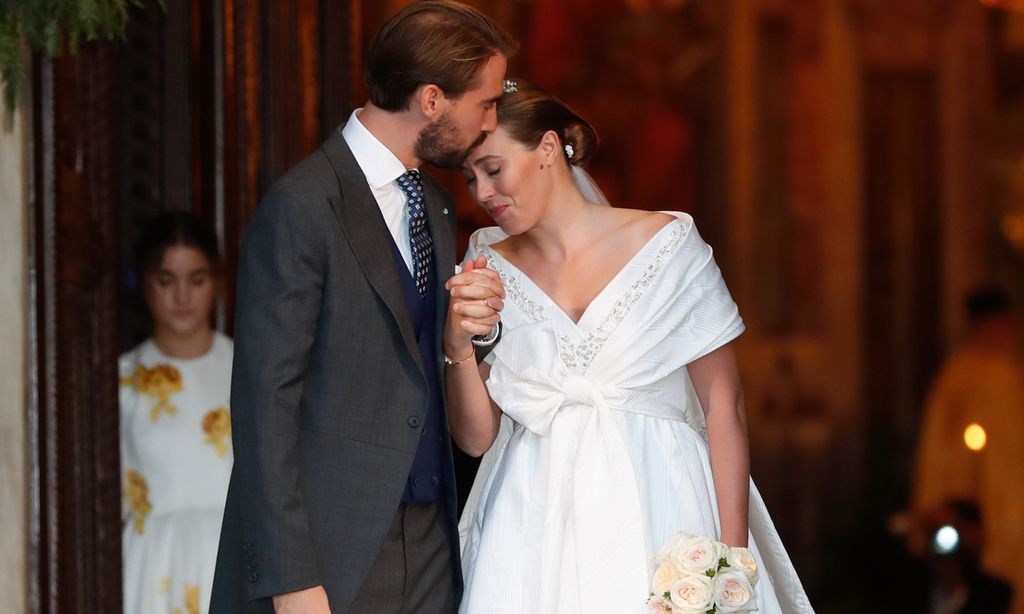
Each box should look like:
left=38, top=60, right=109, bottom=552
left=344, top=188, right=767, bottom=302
left=209, top=129, right=462, bottom=613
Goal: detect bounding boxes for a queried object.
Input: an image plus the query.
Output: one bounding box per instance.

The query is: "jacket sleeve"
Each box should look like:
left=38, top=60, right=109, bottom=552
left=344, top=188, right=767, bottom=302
left=230, top=188, right=326, bottom=600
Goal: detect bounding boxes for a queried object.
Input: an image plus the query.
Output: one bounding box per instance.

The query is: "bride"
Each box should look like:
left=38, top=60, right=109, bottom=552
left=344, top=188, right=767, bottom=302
left=442, top=80, right=814, bottom=614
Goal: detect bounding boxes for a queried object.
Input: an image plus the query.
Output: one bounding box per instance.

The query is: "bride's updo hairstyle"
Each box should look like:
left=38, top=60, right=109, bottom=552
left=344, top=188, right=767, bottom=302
left=497, top=80, right=598, bottom=167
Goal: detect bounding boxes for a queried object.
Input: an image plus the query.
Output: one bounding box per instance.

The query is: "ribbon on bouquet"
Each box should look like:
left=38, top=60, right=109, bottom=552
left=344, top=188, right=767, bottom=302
left=486, top=324, right=650, bottom=613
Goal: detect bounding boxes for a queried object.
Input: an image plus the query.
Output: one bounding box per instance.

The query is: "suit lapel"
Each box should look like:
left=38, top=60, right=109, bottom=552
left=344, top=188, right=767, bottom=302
left=320, top=131, right=424, bottom=376
left=421, top=176, right=455, bottom=349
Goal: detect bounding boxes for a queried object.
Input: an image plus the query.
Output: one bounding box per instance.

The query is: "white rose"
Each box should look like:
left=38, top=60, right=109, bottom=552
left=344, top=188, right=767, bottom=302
left=672, top=535, right=721, bottom=573
left=647, top=595, right=675, bottom=614
left=713, top=570, right=756, bottom=613
left=656, top=531, right=695, bottom=564
left=725, top=546, right=759, bottom=586
left=652, top=562, right=683, bottom=595
left=669, top=574, right=714, bottom=613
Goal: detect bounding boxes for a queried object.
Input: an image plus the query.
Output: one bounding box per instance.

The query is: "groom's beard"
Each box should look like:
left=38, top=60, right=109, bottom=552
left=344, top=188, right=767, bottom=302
left=415, top=111, right=484, bottom=169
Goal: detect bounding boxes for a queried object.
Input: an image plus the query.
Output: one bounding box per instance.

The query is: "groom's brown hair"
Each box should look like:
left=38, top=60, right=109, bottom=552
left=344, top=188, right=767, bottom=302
left=365, top=0, right=517, bottom=112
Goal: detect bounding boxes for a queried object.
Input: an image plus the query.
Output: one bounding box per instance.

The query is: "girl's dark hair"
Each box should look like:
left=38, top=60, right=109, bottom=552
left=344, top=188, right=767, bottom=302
left=365, top=0, right=518, bottom=111
left=497, top=80, right=599, bottom=167
left=134, top=211, right=221, bottom=279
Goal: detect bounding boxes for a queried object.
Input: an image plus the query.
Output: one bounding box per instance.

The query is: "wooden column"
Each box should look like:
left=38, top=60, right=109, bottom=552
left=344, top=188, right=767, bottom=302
left=847, top=0, right=949, bottom=511
left=28, top=43, right=124, bottom=614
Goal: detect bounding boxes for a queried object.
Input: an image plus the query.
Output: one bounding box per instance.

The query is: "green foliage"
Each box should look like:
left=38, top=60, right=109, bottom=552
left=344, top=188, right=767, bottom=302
left=0, top=0, right=160, bottom=115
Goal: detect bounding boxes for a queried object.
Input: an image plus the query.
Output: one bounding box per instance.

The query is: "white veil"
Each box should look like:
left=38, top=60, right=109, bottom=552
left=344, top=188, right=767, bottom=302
left=571, top=165, right=610, bottom=206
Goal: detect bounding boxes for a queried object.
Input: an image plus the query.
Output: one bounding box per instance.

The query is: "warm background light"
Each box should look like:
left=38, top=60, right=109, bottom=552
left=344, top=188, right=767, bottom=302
left=982, top=0, right=1024, bottom=11
left=964, top=423, right=988, bottom=451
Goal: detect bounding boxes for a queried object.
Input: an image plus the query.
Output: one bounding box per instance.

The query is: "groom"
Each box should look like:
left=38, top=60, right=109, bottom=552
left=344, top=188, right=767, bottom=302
left=210, top=2, right=516, bottom=613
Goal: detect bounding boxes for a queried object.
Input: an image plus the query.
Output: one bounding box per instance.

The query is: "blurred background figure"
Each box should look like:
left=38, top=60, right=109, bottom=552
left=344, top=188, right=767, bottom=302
left=119, top=212, right=234, bottom=614
left=905, top=499, right=1013, bottom=614
left=912, top=286, right=1024, bottom=614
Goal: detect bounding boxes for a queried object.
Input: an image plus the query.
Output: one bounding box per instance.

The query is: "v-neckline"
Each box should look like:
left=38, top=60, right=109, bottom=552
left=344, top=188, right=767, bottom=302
left=484, top=217, right=681, bottom=331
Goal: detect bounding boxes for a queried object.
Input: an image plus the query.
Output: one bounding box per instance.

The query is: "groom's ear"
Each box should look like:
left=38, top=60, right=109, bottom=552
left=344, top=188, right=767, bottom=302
left=417, top=84, right=445, bottom=120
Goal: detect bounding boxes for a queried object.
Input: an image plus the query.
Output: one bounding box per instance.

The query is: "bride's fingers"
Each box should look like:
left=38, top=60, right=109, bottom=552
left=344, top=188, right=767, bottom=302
left=446, top=274, right=504, bottom=297
left=453, top=302, right=500, bottom=319
left=482, top=297, right=505, bottom=312
left=474, top=264, right=502, bottom=281
left=460, top=316, right=500, bottom=336
left=450, top=281, right=505, bottom=301
left=446, top=267, right=503, bottom=287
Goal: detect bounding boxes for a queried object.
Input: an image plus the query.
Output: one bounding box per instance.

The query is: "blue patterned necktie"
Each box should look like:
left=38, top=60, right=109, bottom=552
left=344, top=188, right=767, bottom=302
left=396, top=169, right=433, bottom=297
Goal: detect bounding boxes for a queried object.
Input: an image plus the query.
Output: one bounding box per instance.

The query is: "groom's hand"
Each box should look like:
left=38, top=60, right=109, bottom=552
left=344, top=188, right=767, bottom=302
left=272, top=585, right=331, bottom=614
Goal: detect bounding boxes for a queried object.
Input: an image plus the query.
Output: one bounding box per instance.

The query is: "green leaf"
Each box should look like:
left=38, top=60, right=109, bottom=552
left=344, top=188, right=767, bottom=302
left=77, top=0, right=100, bottom=38
left=44, top=21, right=60, bottom=56
left=0, top=0, right=164, bottom=115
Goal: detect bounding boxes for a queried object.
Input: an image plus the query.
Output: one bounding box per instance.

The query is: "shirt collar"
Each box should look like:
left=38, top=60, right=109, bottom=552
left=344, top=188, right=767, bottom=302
left=340, top=108, right=411, bottom=190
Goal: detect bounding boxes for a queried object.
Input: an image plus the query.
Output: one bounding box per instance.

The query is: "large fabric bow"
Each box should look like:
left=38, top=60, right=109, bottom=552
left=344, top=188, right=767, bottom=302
left=486, top=324, right=650, bottom=613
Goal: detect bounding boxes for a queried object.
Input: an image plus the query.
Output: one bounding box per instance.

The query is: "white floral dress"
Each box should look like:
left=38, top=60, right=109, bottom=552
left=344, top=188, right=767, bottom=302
left=458, top=213, right=814, bottom=614
left=120, top=332, right=233, bottom=614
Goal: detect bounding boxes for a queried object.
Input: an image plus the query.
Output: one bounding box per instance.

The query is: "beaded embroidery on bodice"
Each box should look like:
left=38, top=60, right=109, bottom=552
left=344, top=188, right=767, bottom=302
left=475, top=218, right=691, bottom=375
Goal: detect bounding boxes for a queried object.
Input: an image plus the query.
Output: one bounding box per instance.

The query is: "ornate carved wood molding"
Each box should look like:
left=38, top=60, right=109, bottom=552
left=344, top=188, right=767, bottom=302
left=27, top=43, right=123, bottom=614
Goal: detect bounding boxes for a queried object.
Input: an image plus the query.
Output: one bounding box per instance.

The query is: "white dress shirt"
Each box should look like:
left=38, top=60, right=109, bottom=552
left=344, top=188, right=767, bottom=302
left=341, top=108, right=416, bottom=274
left=341, top=109, right=500, bottom=347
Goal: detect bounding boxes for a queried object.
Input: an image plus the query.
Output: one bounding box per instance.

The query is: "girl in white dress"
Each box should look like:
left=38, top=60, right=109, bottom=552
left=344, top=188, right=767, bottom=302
left=120, top=212, right=233, bottom=614
left=443, top=81, right=814, bottom=613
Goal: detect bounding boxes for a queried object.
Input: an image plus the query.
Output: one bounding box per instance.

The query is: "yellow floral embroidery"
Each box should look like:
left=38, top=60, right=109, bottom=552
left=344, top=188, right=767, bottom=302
left=124, top=470, right=152, bottom=534
left=202, top=407, right=232, bottom=457
left=171, top=584, right=200, bottom=614
left=122, top=363, right=184, bottom=421
left=158, top=577, right=171, bottom=593
left=184, top=584, right=199, bottom=614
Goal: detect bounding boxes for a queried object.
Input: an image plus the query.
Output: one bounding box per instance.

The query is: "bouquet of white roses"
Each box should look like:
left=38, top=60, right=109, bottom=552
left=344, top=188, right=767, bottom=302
left=647, top=531, right=759, bottom=614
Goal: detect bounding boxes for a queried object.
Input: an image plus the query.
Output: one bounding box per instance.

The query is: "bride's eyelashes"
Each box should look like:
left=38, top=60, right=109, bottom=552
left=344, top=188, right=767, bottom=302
left=462, top=164, right=501, bottom=186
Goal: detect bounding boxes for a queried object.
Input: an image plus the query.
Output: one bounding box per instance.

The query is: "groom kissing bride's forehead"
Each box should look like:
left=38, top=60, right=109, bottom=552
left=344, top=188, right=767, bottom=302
left=210, top=2, right=515, bottom=614
left=364, top=0, right=519, bottom=169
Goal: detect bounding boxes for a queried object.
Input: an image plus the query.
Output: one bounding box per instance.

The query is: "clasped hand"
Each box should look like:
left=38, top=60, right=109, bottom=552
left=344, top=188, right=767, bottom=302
left=443, top=255, right=505, bottom=360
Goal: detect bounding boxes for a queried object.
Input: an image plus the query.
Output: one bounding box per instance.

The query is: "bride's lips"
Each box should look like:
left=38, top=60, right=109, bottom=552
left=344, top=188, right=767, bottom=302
left=487, top=204, right=510, bottom=220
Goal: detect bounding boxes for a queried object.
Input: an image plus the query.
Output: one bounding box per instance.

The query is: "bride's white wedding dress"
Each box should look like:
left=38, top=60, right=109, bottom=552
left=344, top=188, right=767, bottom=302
left=458, top=212, right=814, bottom=614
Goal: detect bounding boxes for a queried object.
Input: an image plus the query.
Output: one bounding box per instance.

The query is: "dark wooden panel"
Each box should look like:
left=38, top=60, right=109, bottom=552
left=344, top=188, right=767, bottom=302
left=193, top=0, right=219, bottom=220
left=28, top=42, right=123, bottom=614
left=861, top=71, right=942, bottom=510
left=261, top=0, right=323, bottom=187
left=120, top=3, right=169, bottom=350
left=754, top=17, right=792, bottom=335
left=26, top=3, right=363, bottom=610
left=219, top=0, right=358, bottom=332
left=321, top=0, right=356, bottom=137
